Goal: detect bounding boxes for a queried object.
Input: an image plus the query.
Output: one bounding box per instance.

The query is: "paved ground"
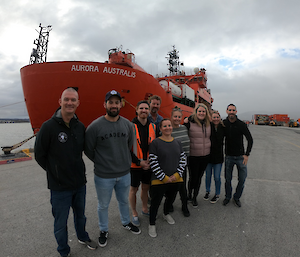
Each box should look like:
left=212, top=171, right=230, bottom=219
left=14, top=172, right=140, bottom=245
left=1, top=125, right=300, bottom=257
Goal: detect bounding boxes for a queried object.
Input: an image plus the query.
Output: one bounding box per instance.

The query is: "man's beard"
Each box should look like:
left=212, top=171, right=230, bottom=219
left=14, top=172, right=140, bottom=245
left=139, top=112, right=148, bottom=118
left=228, top=114, right=237, bottom=121
left=151, top=108, right=158, bottom=113
left=106, top=108, right=120, bottom=117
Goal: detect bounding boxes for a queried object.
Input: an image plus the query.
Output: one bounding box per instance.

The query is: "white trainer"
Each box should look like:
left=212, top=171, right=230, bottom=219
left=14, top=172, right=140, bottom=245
left=163, top=214, right=175, bottom=225
left=148, top=225, right=157, bottom=238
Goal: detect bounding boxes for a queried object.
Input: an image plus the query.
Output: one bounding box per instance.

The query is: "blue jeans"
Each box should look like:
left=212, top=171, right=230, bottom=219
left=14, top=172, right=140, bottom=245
left=205, top=163, right=222, bottom=195
left=224, top=156, right=247, bottom=200
left=94, top=173, right=131, bottom=232
left=50, top=185, right=89, bottom=257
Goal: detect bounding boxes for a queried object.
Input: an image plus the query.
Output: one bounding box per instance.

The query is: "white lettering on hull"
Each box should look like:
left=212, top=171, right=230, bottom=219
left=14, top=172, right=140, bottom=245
left=70, top=65, right=136, bottom=78
left=102, top=67, right=136, bottom=78
left=71, top=65, right=99, bottom=72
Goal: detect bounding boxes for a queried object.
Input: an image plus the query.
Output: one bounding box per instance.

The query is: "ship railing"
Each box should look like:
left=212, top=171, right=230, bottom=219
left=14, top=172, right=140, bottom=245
left=156, top=68, right=206, bottom=78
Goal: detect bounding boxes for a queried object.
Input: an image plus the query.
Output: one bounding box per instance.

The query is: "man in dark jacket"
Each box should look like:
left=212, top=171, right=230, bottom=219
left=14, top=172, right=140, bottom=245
left=222, top=104, right=253, bottom=208
left=35, top=88, right=97, bottom=257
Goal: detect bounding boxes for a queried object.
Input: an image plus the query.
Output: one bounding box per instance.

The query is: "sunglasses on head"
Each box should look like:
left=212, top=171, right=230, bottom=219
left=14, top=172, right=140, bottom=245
left=173, top=107, right=181, bottom=111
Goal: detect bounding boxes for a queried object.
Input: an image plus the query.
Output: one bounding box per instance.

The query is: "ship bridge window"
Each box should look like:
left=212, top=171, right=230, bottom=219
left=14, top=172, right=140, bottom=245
left=172, top=96, right=195, bottom=108
left=172, top=96, right=181, bottom=104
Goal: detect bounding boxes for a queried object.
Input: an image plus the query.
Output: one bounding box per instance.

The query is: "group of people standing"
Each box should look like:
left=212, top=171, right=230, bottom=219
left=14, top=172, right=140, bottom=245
left=34, top=88, right=253, bottom=256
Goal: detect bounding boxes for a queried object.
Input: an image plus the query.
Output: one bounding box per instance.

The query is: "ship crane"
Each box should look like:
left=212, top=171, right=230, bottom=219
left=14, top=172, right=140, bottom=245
left=29, top=23, right=52, bottom=64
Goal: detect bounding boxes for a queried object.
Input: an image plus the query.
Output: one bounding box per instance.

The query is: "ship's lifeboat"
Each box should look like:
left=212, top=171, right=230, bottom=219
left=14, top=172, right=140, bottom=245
left=159, top=80, right=195, bottom=102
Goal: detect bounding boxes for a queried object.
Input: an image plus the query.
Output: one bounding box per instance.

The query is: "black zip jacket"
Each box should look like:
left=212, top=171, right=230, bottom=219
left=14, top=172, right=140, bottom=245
left=34, top=108, right=87, bottom=191
left=209, top=124, right=225, bottom=164
left=223, top=117, right=253, bottom=156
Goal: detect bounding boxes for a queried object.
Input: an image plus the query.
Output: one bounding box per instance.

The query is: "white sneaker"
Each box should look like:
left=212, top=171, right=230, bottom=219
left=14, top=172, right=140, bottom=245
left=163, top=214, right=175, bottom=225
left=148, top=225, right=157, bottom=238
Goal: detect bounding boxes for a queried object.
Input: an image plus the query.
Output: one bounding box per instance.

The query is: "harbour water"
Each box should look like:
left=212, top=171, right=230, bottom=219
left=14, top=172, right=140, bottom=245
left=0, top=123, right=35, bottom=151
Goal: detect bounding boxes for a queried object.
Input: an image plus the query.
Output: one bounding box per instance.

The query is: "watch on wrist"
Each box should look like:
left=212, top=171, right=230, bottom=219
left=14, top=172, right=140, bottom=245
left=137, top=160, right=141, bottom=166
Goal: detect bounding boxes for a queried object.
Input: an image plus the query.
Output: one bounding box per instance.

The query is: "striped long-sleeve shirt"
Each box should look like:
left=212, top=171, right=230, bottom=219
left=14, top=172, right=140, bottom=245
left=172, top=125, right=190, bottom=157
left=149, top=137, right=187, bottom=185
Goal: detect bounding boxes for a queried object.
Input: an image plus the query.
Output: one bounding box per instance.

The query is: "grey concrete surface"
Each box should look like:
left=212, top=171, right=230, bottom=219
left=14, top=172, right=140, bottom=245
left=1, top=125, right=300, bottom=257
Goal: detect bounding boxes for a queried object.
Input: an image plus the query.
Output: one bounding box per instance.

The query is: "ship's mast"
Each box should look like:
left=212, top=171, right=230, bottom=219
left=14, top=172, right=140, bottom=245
left=166, top=45, right=184, bottom=75
left=29, top=23, right=52, bottom=64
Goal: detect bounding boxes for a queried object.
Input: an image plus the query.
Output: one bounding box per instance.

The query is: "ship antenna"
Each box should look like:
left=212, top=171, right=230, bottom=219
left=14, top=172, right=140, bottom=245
left=166, top=45, right=183, bottom=76
left=29, top=23, right=52, bottom=64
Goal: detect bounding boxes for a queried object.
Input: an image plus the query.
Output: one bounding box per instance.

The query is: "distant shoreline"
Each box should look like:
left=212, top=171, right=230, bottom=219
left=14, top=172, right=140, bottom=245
left=0, top=119, right=30, bottom=123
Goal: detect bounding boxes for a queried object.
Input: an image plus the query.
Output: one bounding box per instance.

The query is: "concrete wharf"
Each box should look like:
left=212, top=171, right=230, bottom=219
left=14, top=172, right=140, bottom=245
left=1, top=125, right=300, bottom=257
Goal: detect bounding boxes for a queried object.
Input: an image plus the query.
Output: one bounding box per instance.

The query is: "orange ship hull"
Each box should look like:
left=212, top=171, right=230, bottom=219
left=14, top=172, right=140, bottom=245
left=21, top=61, right=203, bottom=132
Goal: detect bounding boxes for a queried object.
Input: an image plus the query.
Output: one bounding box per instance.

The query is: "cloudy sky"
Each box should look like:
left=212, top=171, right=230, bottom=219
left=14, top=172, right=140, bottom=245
left=0, top=0, right=299, bottom=120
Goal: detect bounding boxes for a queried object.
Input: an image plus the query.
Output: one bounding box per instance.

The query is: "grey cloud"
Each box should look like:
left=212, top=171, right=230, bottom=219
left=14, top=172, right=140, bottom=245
left=0, top=0, right=300, bottom=121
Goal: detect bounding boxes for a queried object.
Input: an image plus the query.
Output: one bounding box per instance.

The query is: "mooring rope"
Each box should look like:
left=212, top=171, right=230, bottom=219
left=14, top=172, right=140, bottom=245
left=0, top=101, right=24, bottom=108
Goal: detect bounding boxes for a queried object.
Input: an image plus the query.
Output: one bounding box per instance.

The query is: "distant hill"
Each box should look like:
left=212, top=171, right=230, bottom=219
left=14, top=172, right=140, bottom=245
left=0, top=118, right=30, bottom=123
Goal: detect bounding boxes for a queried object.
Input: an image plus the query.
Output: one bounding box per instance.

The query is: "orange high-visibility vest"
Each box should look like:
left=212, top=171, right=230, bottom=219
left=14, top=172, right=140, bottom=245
left=131, top=123, right=156, bottom=168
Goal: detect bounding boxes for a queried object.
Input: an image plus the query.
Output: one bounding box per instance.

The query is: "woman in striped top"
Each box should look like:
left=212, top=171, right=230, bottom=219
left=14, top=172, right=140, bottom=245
left=170, top=108, right=190, bottom=217
left=148, top=118, right=187, bottom=237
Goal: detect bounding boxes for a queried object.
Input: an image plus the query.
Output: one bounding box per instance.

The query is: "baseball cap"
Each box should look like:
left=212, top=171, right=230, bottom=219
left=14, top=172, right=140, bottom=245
left=105, top=90, right=121, bottom=102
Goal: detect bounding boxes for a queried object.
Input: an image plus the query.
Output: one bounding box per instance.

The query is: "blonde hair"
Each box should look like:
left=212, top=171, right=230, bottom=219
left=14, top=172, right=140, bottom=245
left=191, top=103, right=211, bottom=127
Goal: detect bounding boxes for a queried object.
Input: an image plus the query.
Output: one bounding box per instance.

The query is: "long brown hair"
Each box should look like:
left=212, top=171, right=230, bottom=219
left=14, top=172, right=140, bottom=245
left=191, top=103, right=211, bottom=127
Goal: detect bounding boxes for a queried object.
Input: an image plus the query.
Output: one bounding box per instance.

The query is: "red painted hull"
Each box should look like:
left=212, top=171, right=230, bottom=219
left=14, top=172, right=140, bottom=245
left=21, top=61, right=201, bottom=132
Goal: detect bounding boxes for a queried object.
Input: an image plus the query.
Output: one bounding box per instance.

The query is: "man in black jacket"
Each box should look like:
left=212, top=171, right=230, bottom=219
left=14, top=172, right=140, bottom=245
left=222, top=104, right=253, bottom=208
left=35, top=88, right=97, bottom=257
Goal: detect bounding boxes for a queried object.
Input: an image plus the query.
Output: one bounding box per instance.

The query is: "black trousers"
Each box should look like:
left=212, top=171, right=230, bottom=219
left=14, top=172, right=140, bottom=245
left=177, top=166, right=188, bottom=208
left=149, top=183, right=181, bottom=225
left=188, top=155, right=210, bottom=198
